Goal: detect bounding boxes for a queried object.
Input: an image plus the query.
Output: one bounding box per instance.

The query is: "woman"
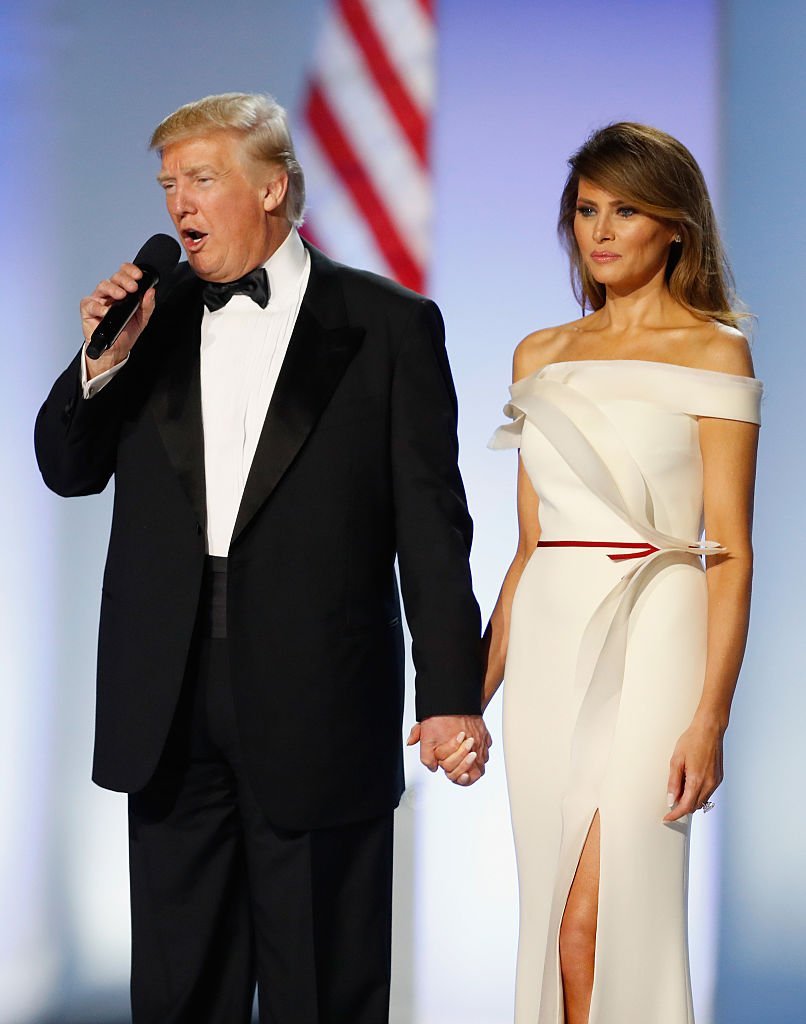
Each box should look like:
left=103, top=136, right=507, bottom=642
left=480, top=123, right=761, bottom=1023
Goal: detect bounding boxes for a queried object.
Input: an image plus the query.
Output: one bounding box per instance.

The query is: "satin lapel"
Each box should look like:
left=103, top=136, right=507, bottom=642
left=150, top=277, right=207, bottom=533
left=231, top=252, right=364, bottom=546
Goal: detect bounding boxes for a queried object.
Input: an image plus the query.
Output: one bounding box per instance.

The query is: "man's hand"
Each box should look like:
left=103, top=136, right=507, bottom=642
left=406, top=715, right=492, bottom=786
left=81, top=263, right=156, bottom=379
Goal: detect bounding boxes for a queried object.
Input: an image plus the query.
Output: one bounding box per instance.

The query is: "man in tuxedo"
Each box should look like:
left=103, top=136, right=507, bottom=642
left=35, top=92, right=489, bottom=1023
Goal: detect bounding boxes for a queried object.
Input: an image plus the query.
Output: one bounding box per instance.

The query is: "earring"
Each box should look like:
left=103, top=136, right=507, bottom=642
left=673, top=233, right=682, bottom=243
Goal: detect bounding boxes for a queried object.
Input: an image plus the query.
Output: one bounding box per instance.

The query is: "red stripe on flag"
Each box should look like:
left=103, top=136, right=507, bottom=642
left=415, top=0, right=435, bottom=19
left=305, top=83, right=424, bottom=292
left=338, top=0, right=428, bottom=166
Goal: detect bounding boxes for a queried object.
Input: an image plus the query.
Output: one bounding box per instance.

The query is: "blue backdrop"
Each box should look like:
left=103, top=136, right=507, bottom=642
left=718, top=3, right=806, bottom=1021
left=2, top=2, right=803, bottom=1022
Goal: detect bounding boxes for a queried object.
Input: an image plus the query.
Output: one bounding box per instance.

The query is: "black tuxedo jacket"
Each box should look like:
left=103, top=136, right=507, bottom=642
left=35, top=244, right=482, bottom=830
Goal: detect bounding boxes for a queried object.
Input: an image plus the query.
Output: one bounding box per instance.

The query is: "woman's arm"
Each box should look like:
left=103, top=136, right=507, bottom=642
left=481, top=458, right=541, bottom=709
left=429, top=454, right=540, bottom=774
left=480, top=337, right=547, bottom=710
left=664, top=397, right=759, bottom=820
left=697, top=416, right=759, bottom=727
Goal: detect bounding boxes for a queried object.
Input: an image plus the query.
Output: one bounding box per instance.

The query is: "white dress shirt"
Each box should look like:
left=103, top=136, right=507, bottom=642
left=82, top=228, right=311, bottom=556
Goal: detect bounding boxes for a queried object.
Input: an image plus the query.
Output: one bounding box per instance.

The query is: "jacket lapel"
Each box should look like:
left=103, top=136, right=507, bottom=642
left=231, top=246, right=364, bottom=545
left=150, top=273, right=208, bottom=534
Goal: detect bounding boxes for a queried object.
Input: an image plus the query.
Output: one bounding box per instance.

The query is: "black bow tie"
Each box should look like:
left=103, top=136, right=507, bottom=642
left=202, top=267, right=270, bottom=312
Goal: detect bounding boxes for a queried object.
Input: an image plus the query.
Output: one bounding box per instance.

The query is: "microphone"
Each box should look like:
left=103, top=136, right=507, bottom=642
left=86, top=233, right=181, bottom=360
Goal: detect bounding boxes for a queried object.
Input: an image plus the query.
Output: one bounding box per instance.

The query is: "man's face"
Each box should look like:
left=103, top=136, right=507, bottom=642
left=158, top=131, right=282, bottom=282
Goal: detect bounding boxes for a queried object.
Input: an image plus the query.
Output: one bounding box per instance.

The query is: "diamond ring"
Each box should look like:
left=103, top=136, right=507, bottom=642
left=701, top=800, right=715, bottom=813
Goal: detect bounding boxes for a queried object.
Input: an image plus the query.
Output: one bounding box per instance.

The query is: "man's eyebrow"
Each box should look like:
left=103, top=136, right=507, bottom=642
left=156, top=163, right=218, bottom=183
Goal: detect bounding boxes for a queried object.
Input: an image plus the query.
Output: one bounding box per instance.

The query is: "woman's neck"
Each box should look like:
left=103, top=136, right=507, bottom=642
left=596, top=273, right=687, bottom=333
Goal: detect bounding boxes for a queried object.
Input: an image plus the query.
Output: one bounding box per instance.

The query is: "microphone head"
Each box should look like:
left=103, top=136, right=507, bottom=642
left=133, top=233, right=182, bottom=276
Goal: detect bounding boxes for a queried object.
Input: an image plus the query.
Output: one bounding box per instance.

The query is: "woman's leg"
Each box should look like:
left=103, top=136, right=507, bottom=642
left=559, top=811, right=600, bottom=1024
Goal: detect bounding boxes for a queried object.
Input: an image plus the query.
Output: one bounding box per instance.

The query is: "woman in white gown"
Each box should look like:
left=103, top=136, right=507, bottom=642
left=480, top=124, right=762, bottom=1023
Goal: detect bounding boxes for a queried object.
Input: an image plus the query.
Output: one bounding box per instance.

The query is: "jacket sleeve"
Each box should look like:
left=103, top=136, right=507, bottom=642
left=34, top=348, right=129, bottom=497
left=390, top=297, right=483, bottom=719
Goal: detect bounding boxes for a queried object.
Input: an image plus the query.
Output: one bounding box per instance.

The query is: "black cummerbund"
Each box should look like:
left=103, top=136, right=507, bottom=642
left=200, top=555, right=228, bottom=639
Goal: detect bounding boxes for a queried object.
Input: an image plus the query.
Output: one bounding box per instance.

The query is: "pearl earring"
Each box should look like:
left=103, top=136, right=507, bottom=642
left=673, top=234, right=682, bottom=243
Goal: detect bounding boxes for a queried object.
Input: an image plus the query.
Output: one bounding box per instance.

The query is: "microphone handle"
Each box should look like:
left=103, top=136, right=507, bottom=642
left=86, top=265, right=159, bottom=360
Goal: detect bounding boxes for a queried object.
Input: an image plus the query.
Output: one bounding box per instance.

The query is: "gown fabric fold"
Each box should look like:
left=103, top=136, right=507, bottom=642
left=489, top=359, right=762, bottom=1024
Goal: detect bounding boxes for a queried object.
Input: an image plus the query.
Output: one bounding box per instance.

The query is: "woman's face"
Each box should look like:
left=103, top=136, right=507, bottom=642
left=573, top=178, right=677, bottom=294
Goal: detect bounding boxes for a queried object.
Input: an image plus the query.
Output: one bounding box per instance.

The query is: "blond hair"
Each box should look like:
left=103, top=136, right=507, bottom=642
left=558, top=122, right=746, bottom=328
left=150, top=92, right=306, bottom=225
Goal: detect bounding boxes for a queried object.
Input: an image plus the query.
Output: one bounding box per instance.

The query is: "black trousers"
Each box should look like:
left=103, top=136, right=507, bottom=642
left=128, top=564, right=394, bottom=1024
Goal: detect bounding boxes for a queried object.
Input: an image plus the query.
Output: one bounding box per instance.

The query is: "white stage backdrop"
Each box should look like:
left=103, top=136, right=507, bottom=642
left=2, top=2, right=803, bottom=1023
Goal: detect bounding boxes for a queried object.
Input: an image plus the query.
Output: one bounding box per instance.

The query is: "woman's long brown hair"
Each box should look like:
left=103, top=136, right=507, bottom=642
left=558, top=122, right=747, bottom=328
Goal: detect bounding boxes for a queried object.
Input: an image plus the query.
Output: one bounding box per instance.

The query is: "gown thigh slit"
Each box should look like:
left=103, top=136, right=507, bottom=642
left=559, top=810, right=601, bottom=1024
left=492, top=360, right=762, bottom=1024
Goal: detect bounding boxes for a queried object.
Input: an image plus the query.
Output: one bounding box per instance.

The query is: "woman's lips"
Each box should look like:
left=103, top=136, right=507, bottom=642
left=591, top=251, right=621, bottom=263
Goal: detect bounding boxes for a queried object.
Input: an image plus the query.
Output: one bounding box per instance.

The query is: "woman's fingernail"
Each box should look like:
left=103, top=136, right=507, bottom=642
left=464, top=737, right=475, bottom=750
left=667, top=793, right=676, bottom=808
left=466, top=751, right=478, bottom=764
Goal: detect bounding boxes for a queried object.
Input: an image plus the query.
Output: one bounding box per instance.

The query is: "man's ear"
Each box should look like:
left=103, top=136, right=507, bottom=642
left=263, top=172, right=289, bottom=213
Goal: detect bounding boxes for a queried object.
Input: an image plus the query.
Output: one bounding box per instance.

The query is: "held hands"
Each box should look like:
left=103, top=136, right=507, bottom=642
left=664, top=714, right=725, bottom=822
left=81, top=263, right=156, bottom=380
left=406, top=715, right=492, bottom=786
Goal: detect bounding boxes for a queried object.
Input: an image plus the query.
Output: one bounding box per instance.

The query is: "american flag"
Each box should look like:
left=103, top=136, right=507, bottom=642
left=296, top=0, right=436, bottom=294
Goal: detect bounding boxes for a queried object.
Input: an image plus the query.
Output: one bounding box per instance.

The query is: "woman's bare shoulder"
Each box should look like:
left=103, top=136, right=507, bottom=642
left=513, top=317, right=587, bottom=382
left=695, top=322, right=755, bottom=377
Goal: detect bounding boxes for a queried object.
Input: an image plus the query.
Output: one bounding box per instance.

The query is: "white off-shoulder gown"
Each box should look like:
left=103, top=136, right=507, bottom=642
left=489, top=360, right=762, bottom=1024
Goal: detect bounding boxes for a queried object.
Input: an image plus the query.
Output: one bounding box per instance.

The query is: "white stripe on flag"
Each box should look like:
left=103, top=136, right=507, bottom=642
left=297, top=127, right=390, bottom=277
left=316, top=8, right=431, bottom=264
left=363, top=0, right=436, bottom=112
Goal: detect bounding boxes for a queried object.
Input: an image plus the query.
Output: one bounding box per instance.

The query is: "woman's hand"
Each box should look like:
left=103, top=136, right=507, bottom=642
left=405, top=726, right=482, bottom=785
left=664, top=714, right=725, bottom=822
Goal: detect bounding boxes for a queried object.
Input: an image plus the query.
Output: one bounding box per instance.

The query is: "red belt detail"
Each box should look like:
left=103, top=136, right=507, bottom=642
left=537, top=540, right=660, bottom=562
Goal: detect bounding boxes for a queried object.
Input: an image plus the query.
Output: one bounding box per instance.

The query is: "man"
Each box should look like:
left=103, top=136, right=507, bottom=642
left=35, top=92, right=489, bottom=1023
